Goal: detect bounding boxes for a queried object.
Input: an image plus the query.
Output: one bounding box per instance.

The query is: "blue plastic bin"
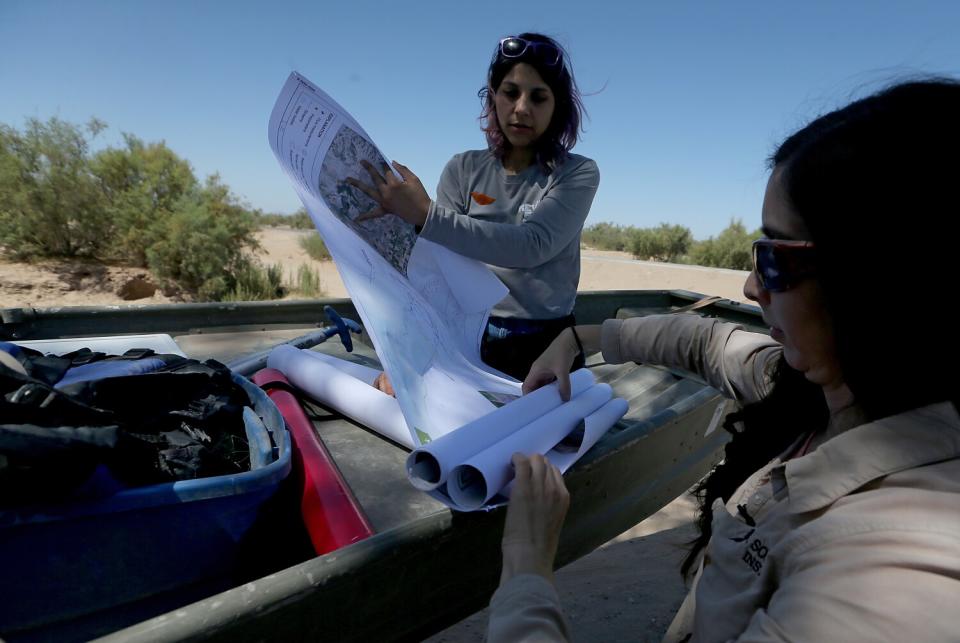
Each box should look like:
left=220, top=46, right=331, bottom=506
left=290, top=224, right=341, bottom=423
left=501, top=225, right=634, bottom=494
left=0, top=374, right=291, bottom=642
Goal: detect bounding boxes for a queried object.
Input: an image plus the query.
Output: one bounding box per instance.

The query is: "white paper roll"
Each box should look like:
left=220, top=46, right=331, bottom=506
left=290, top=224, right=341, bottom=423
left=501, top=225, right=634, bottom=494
left=267, top=344, right=413, bottom=448
left=297, top=348, right=383, bottom=386
left=546, top=397, right=629, bottom=470
left=447, top=384, right=613, bottom=510
left=478, top=396, right=629, bottom=508
left=405, top=368, right=596, bottom=491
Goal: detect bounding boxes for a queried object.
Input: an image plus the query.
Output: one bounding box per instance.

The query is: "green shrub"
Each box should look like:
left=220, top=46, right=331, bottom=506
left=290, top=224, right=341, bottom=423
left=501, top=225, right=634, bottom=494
left=688, top=219, right=761, bottom=270
left=145, top=177, right=260, bottom=301
left=257, top=208, right=314, bottom=229
left=221, top=262, right=323, bottom=301
left=299, top=232, right=331, bottom=261
left=630, top=223, right=693, bottom=262
left=222, top=262, right=285, bottom=301
left=0, top=118, right=110, bottom=259
left=256, top=212, right=289, bottom=227
left=287, top=209, right=314, bottom=229
left=581, top=222, right=638, bottom=251
left=0, top=116, right=263, bottom=301
left=91, top=133, right=197, bottom=266
left=292, top=263, right=323, bottom=297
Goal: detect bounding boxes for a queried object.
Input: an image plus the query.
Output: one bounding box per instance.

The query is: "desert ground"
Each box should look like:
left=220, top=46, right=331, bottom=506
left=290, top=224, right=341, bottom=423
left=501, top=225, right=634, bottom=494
left=0, top=226, right=752, bottom=641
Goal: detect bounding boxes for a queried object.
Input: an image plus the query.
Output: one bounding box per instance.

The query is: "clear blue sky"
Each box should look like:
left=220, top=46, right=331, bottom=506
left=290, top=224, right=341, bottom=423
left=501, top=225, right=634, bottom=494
left=2, top=1, right=958, bottom=239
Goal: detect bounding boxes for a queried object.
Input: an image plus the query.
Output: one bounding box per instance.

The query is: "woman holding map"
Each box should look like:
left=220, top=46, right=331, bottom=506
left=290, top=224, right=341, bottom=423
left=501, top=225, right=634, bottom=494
left=346, top=33, right=598, bottom=381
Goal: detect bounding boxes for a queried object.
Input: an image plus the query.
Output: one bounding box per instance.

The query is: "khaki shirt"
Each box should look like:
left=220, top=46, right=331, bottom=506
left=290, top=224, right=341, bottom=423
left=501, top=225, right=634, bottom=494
left=487, top=315, right=960, bottom=642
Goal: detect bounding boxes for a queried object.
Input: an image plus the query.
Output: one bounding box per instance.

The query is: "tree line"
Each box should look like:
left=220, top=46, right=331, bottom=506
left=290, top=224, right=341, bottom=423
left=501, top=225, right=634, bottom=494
left=581, top=220, right=761, bottom=270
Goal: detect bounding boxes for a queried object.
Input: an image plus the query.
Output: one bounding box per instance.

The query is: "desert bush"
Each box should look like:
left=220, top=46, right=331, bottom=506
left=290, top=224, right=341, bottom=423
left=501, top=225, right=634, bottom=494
left=688, top=219, right=761, bottom=270
left=221, top=262, right=323, bottom=301
left=257, top=212, right=288, bottom=227
left=0, top=116, right=263, bottom=300
left=581, top=222, right=638, bottom=251
left=0, top=118, right=110, bottom=259
left=287, top=209, right=314, bottom=229
left=256, top=212, right=284, bottom=227
left=299, top=232, right=331, bottom=261
left=91, top=133, right=197, bottom=265
left=257, top=208, right=313, bottom=229
left=630, top=223, right=693, bottom=262
left=222, top=262, right=285, bottom=301
left=292, top=263, right=323, bottom=297
left=145, top=176, right=260, bottom=300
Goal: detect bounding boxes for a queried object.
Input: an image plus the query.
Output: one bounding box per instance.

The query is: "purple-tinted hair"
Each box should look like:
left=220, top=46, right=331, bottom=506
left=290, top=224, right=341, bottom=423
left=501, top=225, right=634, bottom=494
left=478, top=33, right=585, bottom=170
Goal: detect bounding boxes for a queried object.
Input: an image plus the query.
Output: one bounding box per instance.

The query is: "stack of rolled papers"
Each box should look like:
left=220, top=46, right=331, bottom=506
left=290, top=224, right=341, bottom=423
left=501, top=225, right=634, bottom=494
left=266, top=346, right=628, bottom=511
left=406, top=369, right=628, bottom=511
left=266, top=344, right=414, bottom=449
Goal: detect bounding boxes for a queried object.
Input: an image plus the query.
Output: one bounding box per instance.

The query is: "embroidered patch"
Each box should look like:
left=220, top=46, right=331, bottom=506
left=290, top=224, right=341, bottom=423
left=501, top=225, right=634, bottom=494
left=741, top=536, right=768, bottom=576
left=470, top=191, right=496, bottom=205
left=518, top=200, right=540, bottom=217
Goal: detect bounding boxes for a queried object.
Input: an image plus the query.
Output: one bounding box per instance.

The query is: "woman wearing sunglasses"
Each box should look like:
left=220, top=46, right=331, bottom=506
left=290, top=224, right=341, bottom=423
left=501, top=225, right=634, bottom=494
left=488, top=79, right=960, bottom=641
left=347, top=33, right=598, bottom=382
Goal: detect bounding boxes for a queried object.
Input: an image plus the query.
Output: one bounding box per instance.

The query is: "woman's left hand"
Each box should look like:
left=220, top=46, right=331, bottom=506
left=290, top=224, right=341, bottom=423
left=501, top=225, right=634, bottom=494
left=372, top=371, right=396, bottom=397
left=344, top=160, right=431, bottom=227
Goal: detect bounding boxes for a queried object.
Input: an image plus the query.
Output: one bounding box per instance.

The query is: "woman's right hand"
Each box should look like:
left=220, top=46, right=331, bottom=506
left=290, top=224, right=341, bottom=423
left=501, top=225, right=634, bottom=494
left=499, top=453, right=570, bottom=586
left=522, top=328, right=581, bottom=400
left=345, top=160, right=430, bottom=227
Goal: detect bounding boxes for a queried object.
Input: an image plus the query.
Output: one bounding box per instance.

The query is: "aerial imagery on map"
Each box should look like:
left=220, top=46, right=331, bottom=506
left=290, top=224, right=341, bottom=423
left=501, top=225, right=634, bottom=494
left=318, top=124, right=417, bottom=276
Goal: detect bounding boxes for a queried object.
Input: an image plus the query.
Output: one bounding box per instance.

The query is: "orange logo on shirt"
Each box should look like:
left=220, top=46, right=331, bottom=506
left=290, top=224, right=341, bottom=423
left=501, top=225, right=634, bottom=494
left=470, top=191, right=496, bottom=205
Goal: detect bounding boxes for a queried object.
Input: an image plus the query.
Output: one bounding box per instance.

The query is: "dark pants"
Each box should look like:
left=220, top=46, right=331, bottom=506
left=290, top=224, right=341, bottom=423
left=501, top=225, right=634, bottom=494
left=480, top=314, right=586, bottom=381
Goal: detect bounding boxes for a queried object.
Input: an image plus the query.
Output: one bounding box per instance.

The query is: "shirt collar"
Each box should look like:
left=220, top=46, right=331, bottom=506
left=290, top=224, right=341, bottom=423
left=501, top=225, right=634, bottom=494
left=779, top=401, right=960, bottom=513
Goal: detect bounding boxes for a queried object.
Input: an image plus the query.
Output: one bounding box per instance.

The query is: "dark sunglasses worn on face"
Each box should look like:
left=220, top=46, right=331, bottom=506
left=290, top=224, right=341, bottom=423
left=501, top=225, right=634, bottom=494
left=499, top=37, right=562, bottom=66
left=752, top=238, right=816, bottom=292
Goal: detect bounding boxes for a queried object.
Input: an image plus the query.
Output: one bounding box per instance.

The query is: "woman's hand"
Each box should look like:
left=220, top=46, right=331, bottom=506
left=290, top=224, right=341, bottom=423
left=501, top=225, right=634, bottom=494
left=344, top=160, right=431, bottom=227
left=500, top=453, right=570, bottom=586
left=372, top=371, right=395, bottom=397
left=522, top=328, right=581, bottom=400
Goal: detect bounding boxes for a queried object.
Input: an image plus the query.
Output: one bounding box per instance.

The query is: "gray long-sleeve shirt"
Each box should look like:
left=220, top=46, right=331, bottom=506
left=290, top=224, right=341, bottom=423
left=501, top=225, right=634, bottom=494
left=419, top=150, right=600, bottom=319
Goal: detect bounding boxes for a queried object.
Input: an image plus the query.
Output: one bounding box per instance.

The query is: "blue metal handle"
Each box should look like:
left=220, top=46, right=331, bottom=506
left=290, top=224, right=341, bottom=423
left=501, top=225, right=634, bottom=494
left=228, top=308, right=363, bottom=375
left=322, top=306, right=362, bottom=352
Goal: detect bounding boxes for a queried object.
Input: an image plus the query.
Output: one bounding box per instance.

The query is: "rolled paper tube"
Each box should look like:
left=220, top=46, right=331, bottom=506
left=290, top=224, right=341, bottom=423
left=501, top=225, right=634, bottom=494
left=267, top=344, right=413, bottom=448
left=296, top=349, right=383, bottom=386
left=496, top=396, right=629, bottom=503
left=405, top=368, right=596, bottom=491
left=546, top=396, right=629, bottom=471
left=447, top=383, right=613, bottom=511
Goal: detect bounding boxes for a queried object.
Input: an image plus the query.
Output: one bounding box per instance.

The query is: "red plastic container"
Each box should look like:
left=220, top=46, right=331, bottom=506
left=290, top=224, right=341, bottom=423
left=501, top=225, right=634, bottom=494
left=252, top=368, right=374, bottom=554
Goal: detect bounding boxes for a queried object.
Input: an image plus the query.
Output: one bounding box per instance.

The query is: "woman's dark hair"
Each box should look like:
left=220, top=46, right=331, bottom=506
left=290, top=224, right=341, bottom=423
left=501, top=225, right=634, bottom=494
left=479, top=32, right=584, bottom=169
left=682, top=358, right=827, bottom=576
left=774, top=79, right=960, bottom=419
left=683, top=78, right=960, bottom=576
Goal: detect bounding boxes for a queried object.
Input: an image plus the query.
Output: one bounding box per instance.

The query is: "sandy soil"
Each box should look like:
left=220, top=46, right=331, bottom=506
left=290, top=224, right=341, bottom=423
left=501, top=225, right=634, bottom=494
left=0, top=226, right=747, bottom=641
left=0, top=260, right=181, bottom=308
left=252, top=227, right=349, bottom=299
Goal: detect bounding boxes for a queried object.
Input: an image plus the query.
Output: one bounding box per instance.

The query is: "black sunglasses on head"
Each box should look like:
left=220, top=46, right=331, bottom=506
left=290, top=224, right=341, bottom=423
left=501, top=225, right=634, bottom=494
left=751, top=238, right=816, bottom=292
left=498, top=37, right=562, bottom=66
